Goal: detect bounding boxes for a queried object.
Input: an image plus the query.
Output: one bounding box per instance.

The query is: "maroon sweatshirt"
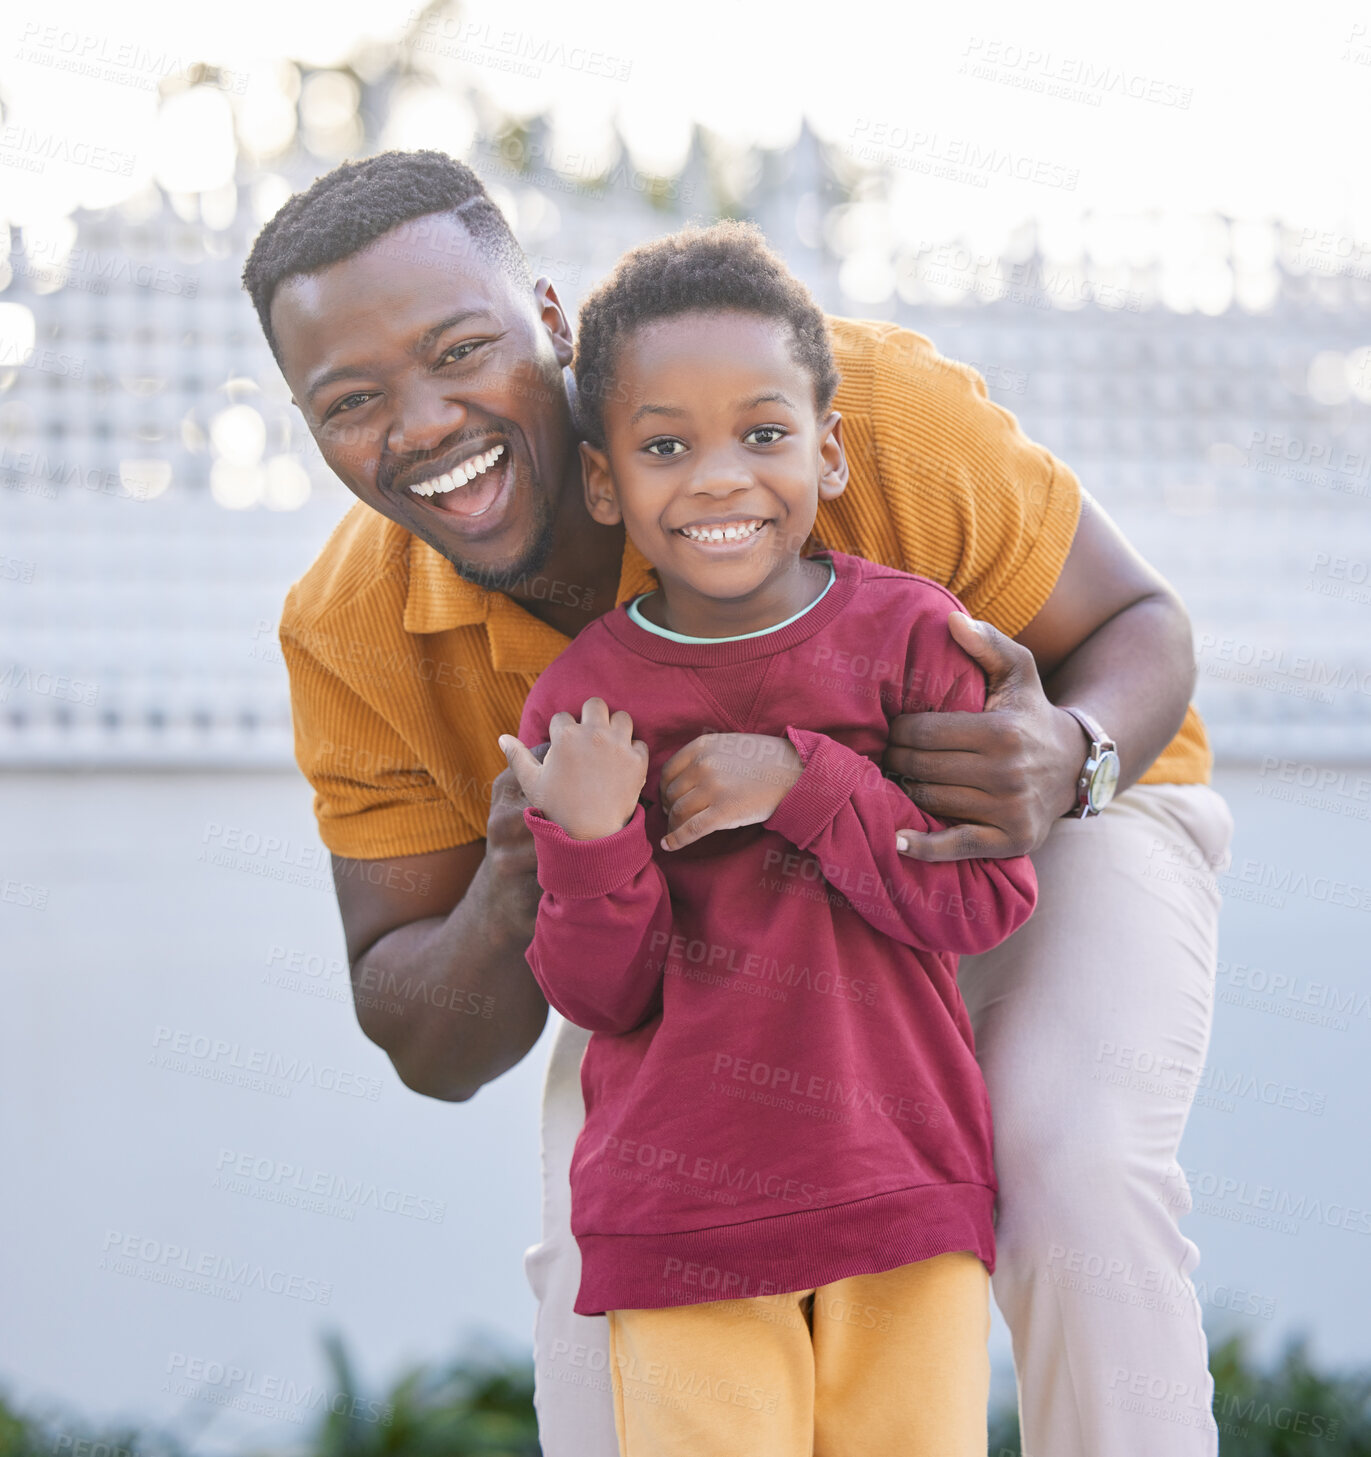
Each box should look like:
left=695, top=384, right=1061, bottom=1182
left=517, top=551, right=1038, bottom=1315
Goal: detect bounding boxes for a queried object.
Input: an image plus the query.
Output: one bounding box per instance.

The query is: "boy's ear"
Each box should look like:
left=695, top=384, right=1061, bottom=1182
left=581, top=441, right=622, bottom=525
left=817, top=411, right=849, bottom=503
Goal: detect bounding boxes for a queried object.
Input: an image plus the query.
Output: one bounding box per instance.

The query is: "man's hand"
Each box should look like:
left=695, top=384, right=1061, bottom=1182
left=884, top=612, right=1088, bottom=862
left=658, top=732, right=803, bottom=851
left=499, top=698, right=648, bottom=840
left=483, top=748, right=545, bottom=925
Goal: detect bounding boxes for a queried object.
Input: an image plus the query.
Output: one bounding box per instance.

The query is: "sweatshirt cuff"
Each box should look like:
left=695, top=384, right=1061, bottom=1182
left=525, top=803, right=654, bottom=899
left=764, top=727, right=869, bottom=850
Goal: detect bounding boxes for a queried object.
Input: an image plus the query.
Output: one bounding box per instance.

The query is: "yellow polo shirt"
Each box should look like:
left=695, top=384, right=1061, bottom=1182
left=279, top=316, right=1211, bottom=859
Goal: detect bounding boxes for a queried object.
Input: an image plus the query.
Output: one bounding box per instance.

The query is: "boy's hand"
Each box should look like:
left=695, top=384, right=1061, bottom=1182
left=499, top=699, right=648, bottom=841
left=658, top=733, right=803, bottom=851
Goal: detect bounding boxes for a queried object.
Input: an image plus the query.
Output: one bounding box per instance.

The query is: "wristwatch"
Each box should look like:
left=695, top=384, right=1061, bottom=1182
left=1061, top=706, right=1120, bottom=819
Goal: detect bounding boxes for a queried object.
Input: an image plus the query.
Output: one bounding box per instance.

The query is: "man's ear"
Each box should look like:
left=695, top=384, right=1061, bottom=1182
left=535, top=277, right=575, bottom=368
left=817, top=411, right=849, bottom=502
left=581, top=441, right=621, bottom=525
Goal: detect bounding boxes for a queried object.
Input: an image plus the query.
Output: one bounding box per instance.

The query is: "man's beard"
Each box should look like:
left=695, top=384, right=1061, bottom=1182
left=414, top=480, right=560, bottom=598
left=392, top=378, right=573, bottom=599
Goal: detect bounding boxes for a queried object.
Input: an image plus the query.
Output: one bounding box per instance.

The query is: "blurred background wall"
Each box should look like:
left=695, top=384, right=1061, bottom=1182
left=2, top=0, right=1369, bottom=1447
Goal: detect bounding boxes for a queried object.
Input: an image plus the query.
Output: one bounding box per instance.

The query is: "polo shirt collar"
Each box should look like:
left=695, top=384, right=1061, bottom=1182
left=402, top=533, right=659, bottom=672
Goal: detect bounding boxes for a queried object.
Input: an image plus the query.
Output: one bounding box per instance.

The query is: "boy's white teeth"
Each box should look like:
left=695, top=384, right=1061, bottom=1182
left=410, top=443, right=505, bottom=496
left=679, top=519, right=765, bottom=543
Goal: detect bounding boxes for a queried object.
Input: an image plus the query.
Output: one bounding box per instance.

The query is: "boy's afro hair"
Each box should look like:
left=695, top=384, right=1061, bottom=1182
left=572, top=219, right=839, bottom=447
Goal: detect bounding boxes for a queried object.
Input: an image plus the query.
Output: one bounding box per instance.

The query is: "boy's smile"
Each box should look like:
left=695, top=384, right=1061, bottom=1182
left=581, top=310, right=848, bottom=638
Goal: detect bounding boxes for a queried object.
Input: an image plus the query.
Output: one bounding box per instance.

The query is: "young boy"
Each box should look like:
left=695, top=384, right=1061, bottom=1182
left=498, top=221, right=1038, bottom=1457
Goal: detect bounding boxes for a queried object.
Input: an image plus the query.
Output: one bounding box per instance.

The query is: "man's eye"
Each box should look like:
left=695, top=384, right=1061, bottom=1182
left=744, top=425, right=785, bottom=446
left=325, top=393, right=374, bottom=420
left=645, top=438, right=686, bottom=457
left=439, top=340, right=482, bottom=365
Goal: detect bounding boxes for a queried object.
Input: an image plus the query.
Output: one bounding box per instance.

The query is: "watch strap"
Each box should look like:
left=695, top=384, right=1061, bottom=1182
left=1061, top=705, right=1117, bottom=819
left=1061, top=705, right=1116, bottom=753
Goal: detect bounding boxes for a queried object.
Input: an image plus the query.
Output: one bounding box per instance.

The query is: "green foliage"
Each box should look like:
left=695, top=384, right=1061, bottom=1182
left=299, top=1333, right=539, bottom=1457
left=988, top=1332, right=1371, bottom=1456
left=1209, top=1332, right=1371, bottom=1455
left=0, top=1392, right=179, bottom=1457
left=987, top=1399, right=1021, bottom=1456
left=0, top=1399, right=42, bottom=1457
left=6, top=1328, right=1371, bottom=1456
left=0, top=1341, right=537, bottom=1457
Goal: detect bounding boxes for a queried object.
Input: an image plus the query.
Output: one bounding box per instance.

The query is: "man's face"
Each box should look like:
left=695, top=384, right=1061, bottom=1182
left=270, top=212, right=576, bottom=587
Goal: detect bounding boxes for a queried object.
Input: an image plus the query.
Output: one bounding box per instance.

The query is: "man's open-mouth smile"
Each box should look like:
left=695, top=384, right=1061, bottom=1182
left=401, top=441, right=513, bottom=528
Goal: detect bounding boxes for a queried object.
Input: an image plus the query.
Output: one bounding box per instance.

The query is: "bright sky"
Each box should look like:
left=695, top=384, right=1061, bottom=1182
left=1, top=0, right=1368, bottom=249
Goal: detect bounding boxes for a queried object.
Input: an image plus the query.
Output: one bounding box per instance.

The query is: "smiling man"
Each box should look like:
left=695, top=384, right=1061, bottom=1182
left=243, top=150, right=1232, bottom=1457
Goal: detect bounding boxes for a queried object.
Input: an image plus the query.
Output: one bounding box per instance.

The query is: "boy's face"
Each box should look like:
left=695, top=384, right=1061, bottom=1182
left=581, top=310, right=847, bottom=610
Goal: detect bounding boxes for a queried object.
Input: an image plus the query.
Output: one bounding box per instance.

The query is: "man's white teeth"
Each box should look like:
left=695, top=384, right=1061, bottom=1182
left=409, top=443, right=505, bottom=496
left=679, top=519, right=765, bottom=543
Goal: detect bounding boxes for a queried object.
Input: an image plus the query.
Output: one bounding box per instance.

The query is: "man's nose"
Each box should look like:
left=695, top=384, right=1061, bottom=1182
left=387, top=381, right=468, bottom=456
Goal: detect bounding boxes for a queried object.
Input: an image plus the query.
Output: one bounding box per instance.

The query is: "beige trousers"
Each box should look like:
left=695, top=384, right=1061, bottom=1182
left=523, top=781, right=1234, bottom=1457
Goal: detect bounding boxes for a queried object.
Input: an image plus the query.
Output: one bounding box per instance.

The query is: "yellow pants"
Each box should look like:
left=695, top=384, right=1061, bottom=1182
left=606, top=1251, right=990, bottom=1457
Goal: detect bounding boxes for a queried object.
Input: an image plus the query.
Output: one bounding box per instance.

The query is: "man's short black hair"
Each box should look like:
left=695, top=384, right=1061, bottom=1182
left=572, top=219, right=839, bottom=448
left=241, top=149, right=531, bottom=363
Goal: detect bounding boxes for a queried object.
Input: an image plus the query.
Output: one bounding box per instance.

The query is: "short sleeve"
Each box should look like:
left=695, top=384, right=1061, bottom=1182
left=280, top=622, right=484, bottom=859
left=868, top=326, right=1083, bottom=638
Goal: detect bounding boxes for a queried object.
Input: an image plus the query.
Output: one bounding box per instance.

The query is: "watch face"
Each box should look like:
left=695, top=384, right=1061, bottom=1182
left=1089, top=749, right=1121, bottom=811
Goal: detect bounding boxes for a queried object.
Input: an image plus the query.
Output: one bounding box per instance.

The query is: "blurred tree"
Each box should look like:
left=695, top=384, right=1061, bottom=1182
left=6, top=1330, right=1371, bottom=1456
left=300, top=1333, right=539, bottom=1457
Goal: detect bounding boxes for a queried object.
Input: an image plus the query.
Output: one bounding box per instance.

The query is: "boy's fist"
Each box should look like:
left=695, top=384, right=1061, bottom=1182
left=499, top=698, right=649, bottom=841
left=658, top=732, right=803, bottom=851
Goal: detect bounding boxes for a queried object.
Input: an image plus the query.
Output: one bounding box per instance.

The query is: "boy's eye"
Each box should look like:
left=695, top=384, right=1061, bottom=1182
left=744, top=425, right=786, bottom=446
left=644, top=438, right=686, bottom=457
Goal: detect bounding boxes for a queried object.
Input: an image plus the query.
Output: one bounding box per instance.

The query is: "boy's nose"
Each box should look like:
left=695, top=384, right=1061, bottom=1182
left=687, top=448, right=755, bottom=497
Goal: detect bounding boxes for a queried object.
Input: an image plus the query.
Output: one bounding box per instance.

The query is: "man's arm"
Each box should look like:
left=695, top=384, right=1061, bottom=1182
left=331, top=765, right=548, bottom=1101
left=1014, top=491, right=1197, bottom=755
left=885, top=493, right=1196, bottom=860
